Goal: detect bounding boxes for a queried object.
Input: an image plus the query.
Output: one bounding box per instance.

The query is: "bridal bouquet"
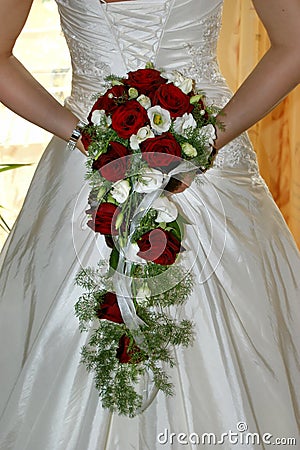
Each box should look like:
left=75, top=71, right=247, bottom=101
left=75, top=64, right=219, bottom=416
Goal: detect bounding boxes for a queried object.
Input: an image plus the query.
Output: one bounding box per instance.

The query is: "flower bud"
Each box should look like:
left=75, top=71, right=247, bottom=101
left=128, top=87, right=139, bottom=99
left=181, top=142, right=197, bottom=158
left=115, top=211, right=124, bottom=229
left=145, top=61, right=154, bottom=69
left=137, top=94, right=151, bottom=110
left=111, top=79, right=124, bottom=86
left=97, top=185, right=107, bottom=201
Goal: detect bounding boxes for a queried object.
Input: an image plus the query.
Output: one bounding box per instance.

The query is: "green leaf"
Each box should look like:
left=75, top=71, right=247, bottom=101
left=109, top=246, right=120, bottom=270
left=166, top=220, right=182, bottom=241
left=0, top=216, right=10, bottom=232
left=0, top=163, right=31, bottom=173
left=0, top=206, right=10, bottom=232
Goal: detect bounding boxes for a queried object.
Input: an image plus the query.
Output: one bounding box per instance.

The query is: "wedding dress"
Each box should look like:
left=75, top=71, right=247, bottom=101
left=0, top=0, right=299, bottom=448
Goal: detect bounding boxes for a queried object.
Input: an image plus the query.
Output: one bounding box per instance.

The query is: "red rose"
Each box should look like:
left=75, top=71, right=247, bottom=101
left=116, top=334, right=142, bottom=363
left=123, top=68, right=167, bottom=95
left=92, top=141, right=130, bottom=182
left=152, top=84, right=193, bottom=118
left=111, top=100, right=149, bottom=139
left=137, top=227, right=181, bottom=265
left=96, top=292, right=124, bottom=324
left=88, top=85, right=128, bottom=118
left=81, top=130, right=93, bottom=151
left=140, top=132, right=182, bottom=169
left=87, top=202, right=119, bottom=235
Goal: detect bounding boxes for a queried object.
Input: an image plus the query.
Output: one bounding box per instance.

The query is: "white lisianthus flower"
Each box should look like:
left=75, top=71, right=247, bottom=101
left=91, top=109, right=112, bottom=127
left=199, top=124, right=216, bottom=148
left=134, top=168, right=164, bottom=193
left=147, top=106, right=171, bottom=134
left=137, top=94, right=151, bottom=110
left=130, top=126, right=155, bottom=150
left=124, top=243, right=145, bottom=264
left=173, top=113, right=197, bottom=137
left=181, top=142, right=197, bottom=158
left=111, top=179, right=131, bottom=204
left=136, top=282, right=151, bottom=304
left=152, top=196, right=178, bottom=223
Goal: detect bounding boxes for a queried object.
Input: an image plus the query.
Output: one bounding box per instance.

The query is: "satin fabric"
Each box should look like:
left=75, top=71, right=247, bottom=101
left=0, top=1, right=299, bottom=449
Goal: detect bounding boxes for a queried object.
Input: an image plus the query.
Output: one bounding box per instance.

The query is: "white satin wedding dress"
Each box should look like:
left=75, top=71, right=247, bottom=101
left=0, top=0, right=299, bottom=449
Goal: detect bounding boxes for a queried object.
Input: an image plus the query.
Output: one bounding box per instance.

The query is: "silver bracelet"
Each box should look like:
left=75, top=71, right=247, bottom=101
left=66, top=120, right=87, bottom=151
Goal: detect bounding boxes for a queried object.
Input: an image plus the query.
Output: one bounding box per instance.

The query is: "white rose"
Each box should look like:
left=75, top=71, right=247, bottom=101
left=111, top=179, right=131, bottom=204
left=129, top=126, right=155, bottom=150
left=177, top=77, right=193, bottom=94
left=181, top=142, right=197, bottom=158
left=147, top=106, right=171, bottom=134
left=199, top=124, right=216, bottom=148
left=137, top=94, right=151, bottom=110
left=173, top=113, right=197, bottom=137
left=152, top=196, right=178, bottom=223
left=134, top=168, right=164, bottom=193
left=91, top=109, right=112, bottom=127
left=161, top=69, right=182, bottom=83
left=161, top=70, right=193, bottom=94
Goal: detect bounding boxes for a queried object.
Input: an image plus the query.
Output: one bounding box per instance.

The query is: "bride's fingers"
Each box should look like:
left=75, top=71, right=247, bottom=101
left=165, top=178, right=190, bottom=195
left=169, top=181, right=189, bottom=194
left=78, top=147, right=88, bottom=157
left=77, top=139, right=88, bottom=157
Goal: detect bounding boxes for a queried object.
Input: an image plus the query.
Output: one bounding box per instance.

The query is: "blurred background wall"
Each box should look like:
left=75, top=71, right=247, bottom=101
left=0, top=0, right=71, bottom=248
left=0, top=0, right=299, bottom=249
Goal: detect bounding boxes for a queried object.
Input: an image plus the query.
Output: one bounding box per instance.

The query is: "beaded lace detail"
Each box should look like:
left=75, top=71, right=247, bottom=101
left=181, top=9, right=226, bottom=86
left=211, top=134, right=261, bottom=184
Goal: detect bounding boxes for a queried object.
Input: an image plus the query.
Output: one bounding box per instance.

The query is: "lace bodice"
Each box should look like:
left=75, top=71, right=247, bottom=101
left=55, top=0, right=259, bottom=175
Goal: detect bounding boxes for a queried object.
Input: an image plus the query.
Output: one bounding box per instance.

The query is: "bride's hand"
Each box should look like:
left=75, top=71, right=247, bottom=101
left=77, top=137, right=88, bottom=157
left=165, top=171, right=196, bottom=195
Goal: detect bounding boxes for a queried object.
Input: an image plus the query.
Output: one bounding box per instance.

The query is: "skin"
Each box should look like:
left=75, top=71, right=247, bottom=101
left=1, top=0, right=300, bottom=161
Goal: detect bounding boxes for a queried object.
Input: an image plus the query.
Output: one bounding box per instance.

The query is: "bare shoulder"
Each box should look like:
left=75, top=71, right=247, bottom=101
left=0, top=0, right=34, bottom=55
left=252, top=0, right=300, bottom=47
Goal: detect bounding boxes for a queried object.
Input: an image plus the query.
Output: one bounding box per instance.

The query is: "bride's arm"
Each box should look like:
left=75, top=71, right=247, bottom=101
left=215, top=0, right=300, bottom=149
left=0, top=0, right=86, bottom=153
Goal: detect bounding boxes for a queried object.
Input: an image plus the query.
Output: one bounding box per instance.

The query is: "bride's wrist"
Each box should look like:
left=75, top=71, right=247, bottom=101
left=65, top=119, right=88, bottom=156
left=66, top=120, right=86, bottom=150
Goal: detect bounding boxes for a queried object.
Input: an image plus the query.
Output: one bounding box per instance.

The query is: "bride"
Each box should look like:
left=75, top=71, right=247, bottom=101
left=0, top=0, right=300, bottom=448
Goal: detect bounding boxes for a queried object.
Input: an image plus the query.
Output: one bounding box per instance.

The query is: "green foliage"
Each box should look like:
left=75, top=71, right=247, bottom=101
left=131, top=209, right=158, bottom=242
left=73, top=66, right=221, bottom=417
left=75, top=260, right=194, bottom=416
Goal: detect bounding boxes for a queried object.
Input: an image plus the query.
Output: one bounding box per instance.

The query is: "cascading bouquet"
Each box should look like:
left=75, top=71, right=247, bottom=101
left=75, top=64, right=219, bottom=417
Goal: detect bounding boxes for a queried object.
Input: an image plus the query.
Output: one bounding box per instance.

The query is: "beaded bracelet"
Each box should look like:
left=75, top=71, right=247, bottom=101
left=66, top=120, right=87, bottom=151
